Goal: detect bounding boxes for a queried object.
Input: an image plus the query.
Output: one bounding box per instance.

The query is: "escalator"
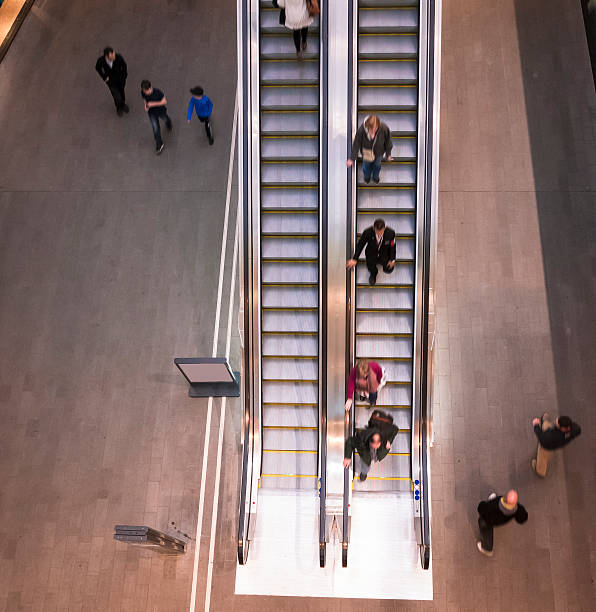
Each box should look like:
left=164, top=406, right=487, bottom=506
left=351, top=0, right=418, bottom=491
left=237, top=0, right=325, bottom=570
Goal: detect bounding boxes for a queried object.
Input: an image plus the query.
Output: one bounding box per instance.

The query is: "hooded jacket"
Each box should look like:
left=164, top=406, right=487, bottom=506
left=344, top=425, right=399, bottom=466
left=350, top=119, right=393, bottom=161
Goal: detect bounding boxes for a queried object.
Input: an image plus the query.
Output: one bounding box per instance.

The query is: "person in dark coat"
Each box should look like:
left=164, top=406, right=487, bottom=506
left=531, top=413, right=581, bottom=477
left=476, top=490, right=528, bottom=557
left=346, top=114, right=392, bottom=183
left=141, top=80, right=172, bottom=155
left=346, top=218, right=396, bottom=285
left=95, top=47, right=129, bottom=116
left=343, top=422, right=399, bottom=482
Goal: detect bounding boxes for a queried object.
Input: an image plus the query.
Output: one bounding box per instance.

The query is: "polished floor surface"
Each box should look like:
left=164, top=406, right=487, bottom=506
left=0, top=0, right=595, bottom=611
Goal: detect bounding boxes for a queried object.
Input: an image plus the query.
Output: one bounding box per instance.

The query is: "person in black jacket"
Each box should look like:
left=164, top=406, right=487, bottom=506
left=346, top=218, right=396, bottom=285
left=476, top=490, right=528, bottom=557
left=343, top=422, right=399, bottom=482
left=95, top=47, right=129, bottom=116
left=346, top=114, right=392, bottom=183
left=531, top=413, right=581, bottom=477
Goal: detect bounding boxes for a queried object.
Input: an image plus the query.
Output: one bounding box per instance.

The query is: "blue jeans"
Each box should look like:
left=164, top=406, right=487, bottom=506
left=149, top=109, right=172, bottom=148
left=362, top=157, right=382, bottom=181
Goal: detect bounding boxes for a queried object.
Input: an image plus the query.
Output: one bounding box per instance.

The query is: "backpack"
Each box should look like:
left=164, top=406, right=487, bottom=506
left=368, top=410, right=394, bottom=438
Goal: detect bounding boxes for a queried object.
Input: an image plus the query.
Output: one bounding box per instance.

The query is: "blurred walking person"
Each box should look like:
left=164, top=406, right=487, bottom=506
left=345, top=359, right=387, bottom=411
left=277, top=0, right=316, bottom=62
left=476, top=490, right=528, bottom=557
left=95, top=47, right=129, bottom=116
left=141, top=80, right=172, bottom=155
left=531, top=413, right=581, bottom=477
left=187, top=86, right=214, bottom=145
left=347, top=115, right=392, bottom=183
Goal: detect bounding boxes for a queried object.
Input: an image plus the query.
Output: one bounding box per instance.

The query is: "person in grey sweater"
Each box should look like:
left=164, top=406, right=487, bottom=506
left=347, top=115, right=393, bottom=183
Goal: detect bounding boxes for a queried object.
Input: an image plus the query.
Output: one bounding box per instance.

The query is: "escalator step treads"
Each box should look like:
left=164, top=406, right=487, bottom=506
left=262, top=402, right=318, bottom=406
left=356, top=307, right=413, bottom=312
left=358, top=105, right=417, bottom=112
left=356, top=259, right=413, bottom=264
left=262, top=132, right=318, bottom=137
left=355, top=356, right=412, bottom=362
left=261, top=27, right=320, bottom=35
left=262, top=353, right=318, bottom=357
left=355, top=403, right=411, bottom=409
left=263, top=449, right=318, bottom=454
left=358, top=27, right=418, bottom=34
left=356, top=208, right=414, bottom=213
left=262, top=378, right=318, bottom=383
left=261, top=157, right=319, bottom=163
left=261, top=79, right=319, bottom=86
left=356, top=232, right=413, bottom=238
left=356, top=283, right=413, bottom=288
left=262, top=208, right=318, bottom=214
left=261, top=55, right=319, bottom=61
left=357, top=184, right=415, bottom=189
left=262, top=107, right=319, bottom=114
left=358, top=53, right=418, bottom=60
left=262, top=183, right=318, bottom=188
left=358, top=79, right=417, bottom=86
left=262, top=232, right=318, bottom=238
left=262, top=425, right=318, bottom=430
left=262, top=331, right=317, bottom=336
left=355, top=332, right=413, bottom=337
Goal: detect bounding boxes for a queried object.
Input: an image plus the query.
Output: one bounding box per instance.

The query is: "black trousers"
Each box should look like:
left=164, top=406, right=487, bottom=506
left=478, top=518, right=494, bottom=552
left=108, top=81, right=126, bottom=110
left=292, top=27, right=308, bottom=52
left=198, top=115, right=213, bottom=141
left=365, top=251, right=394, bottom=278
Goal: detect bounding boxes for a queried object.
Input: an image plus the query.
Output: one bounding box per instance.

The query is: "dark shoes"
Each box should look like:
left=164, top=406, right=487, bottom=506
left=369, top=274, right=377, bottom=286
left=117, top=108, right=124, bottom=117
left=156, top=144, right=165, bottom=155
left=301, top=40, right=307, bottom=51
left=359, top=473, right=367, bottom=482
left=373, top=177, right=380, bottom=184
left=117, top=104, right=129, bottom=116
left=296, top=50, right=303, bottom=62
left=364, top=177, right=370, bottom=184
left=209, top=137, right=214, bottom=146
left=166, top=121, right=173, bottom=132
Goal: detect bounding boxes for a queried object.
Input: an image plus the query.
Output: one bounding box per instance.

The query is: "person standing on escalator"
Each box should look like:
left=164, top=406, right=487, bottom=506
left=344, top=359, right=387, bottom=412
left=346, top=218, right=396, bottom=286
left=276, top=0, right=316, bottom=62
left=347, top=115, right=393, bottom=183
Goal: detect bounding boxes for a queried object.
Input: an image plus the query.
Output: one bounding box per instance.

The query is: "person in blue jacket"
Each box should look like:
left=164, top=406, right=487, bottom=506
left=187, top=86, right=214, bottom=145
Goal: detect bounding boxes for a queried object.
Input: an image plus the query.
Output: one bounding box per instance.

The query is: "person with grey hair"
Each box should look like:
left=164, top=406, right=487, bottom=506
left=476, top=490, right=528, bottom=557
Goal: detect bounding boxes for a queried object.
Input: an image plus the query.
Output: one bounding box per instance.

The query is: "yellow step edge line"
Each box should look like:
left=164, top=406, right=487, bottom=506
left=353, top=476, right=411, bottom=481
left=263, top=402, right=318, bottom=406
left=263, top=425, right=318, bottom=430
left=262, top=331, right=317, bottom=335
left=355, top=452, right=411, bottom=456
left=262, top=109, right=318, bottom=114
left=359, top=33, right=418, bottom=36
left=263, top=449, right=317, bottom=454
left=361, top=6, right=418, bottom=10
left=358, top=186, right=414, bottom=190
left=359, top=84, right=416, bottom=88
left=262, top=84, right=317, bottom=88
left=261, top=474, right=317, bottom=478
left=262, top=185, right=318, bottom=189
left=262, top=160, right=317, bottom=164
left=262, top=355, right=318, bottom=359
left=360, top=59, right=416, bottom=62
left=262, top=135, right=317, bottom=139
left=263, top=378, right=318, bottom=383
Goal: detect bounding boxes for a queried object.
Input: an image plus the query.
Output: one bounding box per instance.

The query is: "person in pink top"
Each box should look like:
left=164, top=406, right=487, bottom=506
left=345, top=359, right=386, bottom=411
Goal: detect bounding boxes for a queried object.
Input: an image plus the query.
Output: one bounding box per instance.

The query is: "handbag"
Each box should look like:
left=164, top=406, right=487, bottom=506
left=362, top=132, right=378, bottom=162
left=279, top=8, right=286, bottom=25
left=307, top=0, right=320, bottom=18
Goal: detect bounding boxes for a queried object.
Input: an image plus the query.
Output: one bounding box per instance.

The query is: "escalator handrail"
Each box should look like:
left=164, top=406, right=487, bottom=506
left=237, top=0, right=253, bottom=566
left=319, top=0, right=329, bottom=569
left=415, top=0, right=439, bottom=570
left=342, top=0, right=358, bottom=567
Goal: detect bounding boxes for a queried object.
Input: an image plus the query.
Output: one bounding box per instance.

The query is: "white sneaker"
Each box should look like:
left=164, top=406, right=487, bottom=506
left=488, top=492, right=497, bottom=500
left=477, top=541, right=493, bottom=557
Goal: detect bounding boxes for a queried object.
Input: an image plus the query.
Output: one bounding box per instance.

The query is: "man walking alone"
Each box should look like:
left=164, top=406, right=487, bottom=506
left=531, top=413, right=581, bottom=477
left=95, top=47, right=129, bottom=116
left=476, top=490, right=528, bottom=557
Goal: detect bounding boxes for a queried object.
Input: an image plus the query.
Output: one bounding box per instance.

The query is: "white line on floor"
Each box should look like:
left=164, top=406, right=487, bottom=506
left=204, top=196, right=241, bottom=612
left=189, top=87, right=238, bottom=612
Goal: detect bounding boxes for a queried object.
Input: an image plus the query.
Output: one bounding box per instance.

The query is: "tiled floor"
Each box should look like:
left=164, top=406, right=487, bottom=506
left=0, top=0, right=595, bottom=611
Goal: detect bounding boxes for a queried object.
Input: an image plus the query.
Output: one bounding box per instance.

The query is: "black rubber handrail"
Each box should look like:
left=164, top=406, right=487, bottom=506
left=416, top=0, right=437, bottom=571
left=319, top=0, right=329, bottom=569
left=342, top=0, right=356, bottom=570
left=237, top=0, right=253, bottom=566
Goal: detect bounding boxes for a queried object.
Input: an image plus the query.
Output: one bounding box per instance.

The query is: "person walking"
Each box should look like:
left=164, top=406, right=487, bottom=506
left=346, top=218, right=396, bottom=286
left=531, top=413, right=581, bottom=477
left=344, top=359, right=387, bottom=411
left=277, top=0, right=314, bottom=62
left=141, top=80, right=172, bottom=155
left=347, top=115, right=393, bottom=183
left=187, top=86, right=214, bottom=145
left=95, top=47, right=129, bottom=116
left=343, top=412, right=399, bottom=482
left=476, top=490, right=528, bottom=557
